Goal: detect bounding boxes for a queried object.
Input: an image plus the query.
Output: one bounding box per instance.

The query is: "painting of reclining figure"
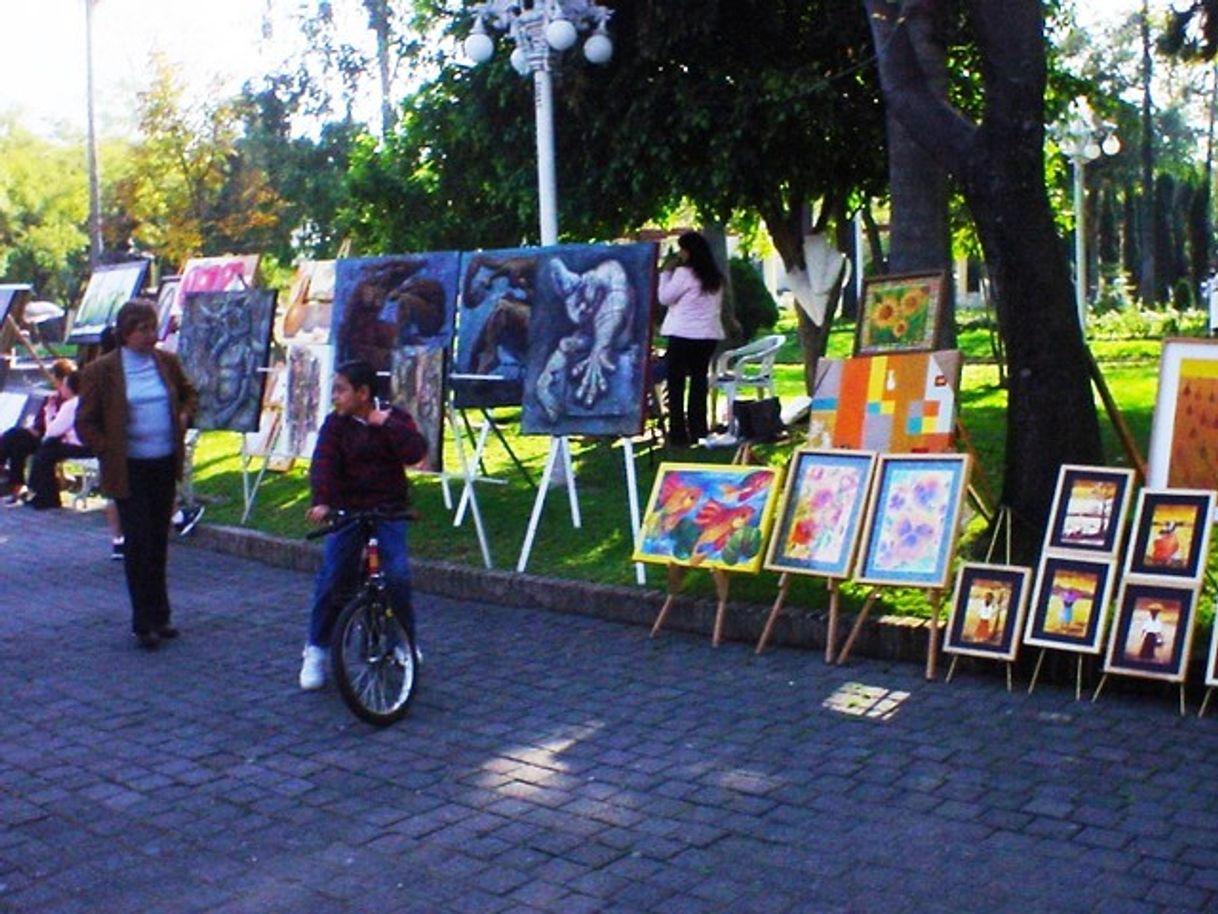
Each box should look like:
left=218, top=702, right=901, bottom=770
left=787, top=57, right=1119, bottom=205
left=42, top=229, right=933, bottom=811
left=521, top=242, right=657, bottom=437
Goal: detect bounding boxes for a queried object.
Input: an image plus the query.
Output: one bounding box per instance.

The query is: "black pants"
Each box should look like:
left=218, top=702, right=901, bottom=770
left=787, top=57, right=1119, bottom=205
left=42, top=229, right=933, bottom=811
left=115, top=457, right=177, bottom=635
left=27, top=439, right=91, bottom=508
left=664, top=337, right=719, bottom=444
left=0, top=427, right=39, bottom=488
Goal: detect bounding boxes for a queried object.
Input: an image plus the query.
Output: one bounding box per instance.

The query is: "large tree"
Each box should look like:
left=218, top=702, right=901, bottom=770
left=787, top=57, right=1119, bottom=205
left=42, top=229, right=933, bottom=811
left=865, top=0, right=1104, bottom=554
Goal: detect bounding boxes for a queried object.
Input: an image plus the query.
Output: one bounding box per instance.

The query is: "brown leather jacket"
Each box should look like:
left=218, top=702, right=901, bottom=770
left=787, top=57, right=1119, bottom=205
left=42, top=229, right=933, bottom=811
left=75, top=349, right=199, bottom=499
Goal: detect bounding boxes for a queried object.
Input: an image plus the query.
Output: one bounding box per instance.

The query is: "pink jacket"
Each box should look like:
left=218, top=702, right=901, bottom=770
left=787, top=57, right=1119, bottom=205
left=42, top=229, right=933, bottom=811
left=657, top=266, right=724, bottom=340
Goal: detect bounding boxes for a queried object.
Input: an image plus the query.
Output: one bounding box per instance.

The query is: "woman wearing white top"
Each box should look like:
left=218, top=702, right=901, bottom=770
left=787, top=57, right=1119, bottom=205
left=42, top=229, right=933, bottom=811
left=26, top=372, right=91, bottom=509
left=657, top=231, right=725, bottom=446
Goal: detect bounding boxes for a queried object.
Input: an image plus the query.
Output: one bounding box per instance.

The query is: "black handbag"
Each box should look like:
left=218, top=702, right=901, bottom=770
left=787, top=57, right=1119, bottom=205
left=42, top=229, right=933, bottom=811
left=733, top=397, right=784, bottom=442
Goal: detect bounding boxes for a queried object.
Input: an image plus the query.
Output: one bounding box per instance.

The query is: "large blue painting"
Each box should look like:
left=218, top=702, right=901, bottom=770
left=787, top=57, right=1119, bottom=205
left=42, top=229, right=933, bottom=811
left=453, top=248, right=540, bottom=409
left=521, top=242, right=657, bottom=437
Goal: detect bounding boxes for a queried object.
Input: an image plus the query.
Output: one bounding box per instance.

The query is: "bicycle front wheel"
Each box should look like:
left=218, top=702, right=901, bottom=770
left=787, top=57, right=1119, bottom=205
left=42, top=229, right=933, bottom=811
left=331, top=592, right=419, bottom=726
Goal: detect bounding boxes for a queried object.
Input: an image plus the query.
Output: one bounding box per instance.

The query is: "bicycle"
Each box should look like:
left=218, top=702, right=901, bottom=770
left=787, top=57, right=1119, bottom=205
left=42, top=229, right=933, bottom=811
left=306, top=508, right=420, bottom=726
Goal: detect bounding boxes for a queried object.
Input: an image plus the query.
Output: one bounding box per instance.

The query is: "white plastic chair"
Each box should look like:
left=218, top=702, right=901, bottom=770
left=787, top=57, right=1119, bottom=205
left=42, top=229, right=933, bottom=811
left=708, top=333, right=785, bottom=435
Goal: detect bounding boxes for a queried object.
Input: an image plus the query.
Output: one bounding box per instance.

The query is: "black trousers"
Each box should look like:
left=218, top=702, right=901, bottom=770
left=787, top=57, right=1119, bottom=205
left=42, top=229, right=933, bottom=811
left=0, top=427, right=39, bottom=488
left=664, top=336, right=719, bottom=444
left=27, top=439, right=91, bottom=508
left=115, top=456, right=177, bottom=635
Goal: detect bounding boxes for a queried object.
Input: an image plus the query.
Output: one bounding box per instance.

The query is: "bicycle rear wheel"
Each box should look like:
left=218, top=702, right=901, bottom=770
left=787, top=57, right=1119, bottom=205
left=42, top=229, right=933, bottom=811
left=331, top=592, right=418, bottom=726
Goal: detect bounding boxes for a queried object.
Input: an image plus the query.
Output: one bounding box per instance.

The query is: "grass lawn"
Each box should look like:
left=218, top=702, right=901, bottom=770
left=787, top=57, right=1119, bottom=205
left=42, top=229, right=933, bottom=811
left=190, top=313, right=1216, bottom=625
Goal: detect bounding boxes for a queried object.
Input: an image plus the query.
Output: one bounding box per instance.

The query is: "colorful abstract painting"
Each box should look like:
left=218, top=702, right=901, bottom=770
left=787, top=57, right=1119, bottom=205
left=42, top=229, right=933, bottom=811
left=67, top=262, right=149, bottom=342
left=855, top=271, right=947, bottom=356
left=163, top=255, right=261, bottom=350
left=1104, top=582, right=1197, bottom=683
left=807, top=350, right=962, bottom=453
left=284, top=344, right=334, bottom=458
left=764, top=448, right=876, bottom=578
left=177, top=289, right=276, bottom=432
left=331, top=253, right=460, bottom=386
left=453, top=248, right=540, bottom=409
left=855, top=453, right=970, bottom=589
left=521, top=242, right=657, bottom=437
left=1023, top=555, right=1116, bottom=654
left=1148, top=339, right=1218, bottom=496
left=1124, top=489, right=1215, bottom=585
left=1045, top=465, right=1136, bottom=557
left=633, top=462, right=782, bottom=573
left=944, top=563, right=1032, bottom=661
left=278, top=260, right=336, bottom=345
left=391, top=346, right=446, bottom=472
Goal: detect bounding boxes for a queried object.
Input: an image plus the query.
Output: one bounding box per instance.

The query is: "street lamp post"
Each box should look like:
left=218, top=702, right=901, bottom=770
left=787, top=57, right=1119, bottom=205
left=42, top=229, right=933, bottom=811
left=1058, top=98, right=1120, bottom=331
left=85, top=0, right=103, bottom=268
left=463, top=0, right=613, bottom=246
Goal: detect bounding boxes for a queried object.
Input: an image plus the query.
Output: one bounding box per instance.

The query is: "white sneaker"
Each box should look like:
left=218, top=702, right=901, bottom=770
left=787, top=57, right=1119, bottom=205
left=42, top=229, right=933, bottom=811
left=299, top=645, right=328, bottom=690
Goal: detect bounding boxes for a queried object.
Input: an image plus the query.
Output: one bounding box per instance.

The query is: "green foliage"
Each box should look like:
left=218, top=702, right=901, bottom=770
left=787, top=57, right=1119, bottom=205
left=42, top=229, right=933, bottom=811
left=1087, top=305, right=1209, bottom=340
left=728, top=257, right=779, bottom=342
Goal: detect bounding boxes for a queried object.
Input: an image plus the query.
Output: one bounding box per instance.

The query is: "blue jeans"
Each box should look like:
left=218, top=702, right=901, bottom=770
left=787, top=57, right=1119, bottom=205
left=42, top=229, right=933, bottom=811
left=308, top=519, right=415, bottom=648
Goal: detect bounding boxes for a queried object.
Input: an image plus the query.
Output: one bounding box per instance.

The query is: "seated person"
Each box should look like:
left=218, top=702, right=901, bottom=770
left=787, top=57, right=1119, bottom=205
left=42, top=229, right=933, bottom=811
left=27, top=371, right=92, bottom=510
left=0, top=358, right=75, bottom=503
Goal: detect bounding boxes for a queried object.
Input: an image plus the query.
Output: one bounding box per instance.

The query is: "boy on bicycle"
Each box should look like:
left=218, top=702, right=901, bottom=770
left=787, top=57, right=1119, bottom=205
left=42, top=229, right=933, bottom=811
left=300, top=359, right=428, bottom=690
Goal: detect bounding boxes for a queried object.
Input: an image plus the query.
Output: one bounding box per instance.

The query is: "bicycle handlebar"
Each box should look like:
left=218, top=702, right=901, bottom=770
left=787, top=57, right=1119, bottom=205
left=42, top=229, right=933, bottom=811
left=305, top=507, right=414, bottom=540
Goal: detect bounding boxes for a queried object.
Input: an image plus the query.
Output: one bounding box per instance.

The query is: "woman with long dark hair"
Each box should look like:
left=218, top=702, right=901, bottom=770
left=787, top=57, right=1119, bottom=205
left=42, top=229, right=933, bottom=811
left=657, top=231, right=725, bottom=446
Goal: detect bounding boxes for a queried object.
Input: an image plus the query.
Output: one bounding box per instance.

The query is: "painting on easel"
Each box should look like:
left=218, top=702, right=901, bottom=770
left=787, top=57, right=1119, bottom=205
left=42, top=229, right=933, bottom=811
left=1103, top=581, right=1197, bottom=683
left=764, top=448, right=876, bottom=578
left=1045, top=465, right=1136, bottom=557
left=633, top=463, right=782, bottom=573
left=67, top=262, right=150, bottom=343
left=944, top=563, right=1032, bottom=661
left=854, top=271, right=948, bottom=356
left=390, top=345, right=446, bottom=472
left=1123, top=488, right=1215, bottom=586
left=278, top=260, right=336, bottom=345
left=1023, top=555, right=1116, bottom=654
left=1147, top=338, right=1218, bottom=495
left=284, top=344, right=334, bottom=458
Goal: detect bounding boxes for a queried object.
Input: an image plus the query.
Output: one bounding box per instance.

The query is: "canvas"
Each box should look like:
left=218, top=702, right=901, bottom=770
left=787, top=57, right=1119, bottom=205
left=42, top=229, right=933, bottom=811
left=855, top=271, right=948, bottom=356
left=1123, top=488, right=1215, bottom=585
left=246, top=360, right=287, bottom=458
left=1103, top=581, right=1198, bottom=683
left=764, top=448, right=877, bottom=578
left=1147, top=338, right=1218, bottom=494
left=177, top=289, right=276, bottom=432
left=633, top=462, right=782, bottom=573
left=1023, top=555, right=1116, bottom=654
left=521, top=242, right=657, bottom=437
left=284, top=344, right=334, bottom=459
left=0, top=391, right=27, bottom=430
left=331, top=253, right=460, bottom=384
left=154, top=277, right=180, bottom=339
left=278, top=260, right=336, bottom=345
left=1045, top=465, right=1136, bottom=557
left=0, top=284, right=32, bottom=327
left=390, top=346, right=446, bottom=472
left=807, top=350, right=962, bottom=453
left=164, top=255, right=261, bottom=350
left=944, top=563, right=1033, bottom=661
left=855, top=453, right=970, bottom=589
left=453, top=248, right=541, bottom=409
left=67, top=262, right=149, bottom=342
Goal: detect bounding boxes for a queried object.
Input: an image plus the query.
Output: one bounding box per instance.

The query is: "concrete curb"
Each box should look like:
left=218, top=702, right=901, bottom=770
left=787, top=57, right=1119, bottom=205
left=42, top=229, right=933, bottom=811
left=186, top=524, right=940, bottom=664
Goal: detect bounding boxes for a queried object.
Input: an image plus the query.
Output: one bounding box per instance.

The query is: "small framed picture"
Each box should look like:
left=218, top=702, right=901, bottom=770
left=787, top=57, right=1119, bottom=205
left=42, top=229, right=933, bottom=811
left=1124, top=489, right=1215, bottom=585
left=854, top=453, right=970, bottom=589
left=855, top=271, right=948, bottom=356
left=1103, top=581, right=1198, bottom=683
left=1023, top=555, right=1117, bottom=654
left=1147, top=337, right=1218, bottom=494
left=764, top=448, right=877, bottom=579
left=944, top=563, right=1033, bottom=661
left=1045, top=464, right=1136, bottom=557
left=1205, top=617, right=1218, bottom=688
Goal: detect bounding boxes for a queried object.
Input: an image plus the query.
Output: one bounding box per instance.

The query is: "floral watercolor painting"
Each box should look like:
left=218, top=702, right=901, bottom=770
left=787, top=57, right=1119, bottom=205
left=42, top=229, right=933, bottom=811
left=765, top=449, right=876, bottom=578
left=634, top=463, right=782, bottom=573
left=855, top=271, right=946, bottom=356
left=855, top=454, right=969, bottom=588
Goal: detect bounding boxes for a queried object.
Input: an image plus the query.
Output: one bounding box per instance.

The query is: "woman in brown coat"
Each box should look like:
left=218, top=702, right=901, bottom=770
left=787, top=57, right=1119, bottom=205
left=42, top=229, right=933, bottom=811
left=76, top=299, right=198, bottom=649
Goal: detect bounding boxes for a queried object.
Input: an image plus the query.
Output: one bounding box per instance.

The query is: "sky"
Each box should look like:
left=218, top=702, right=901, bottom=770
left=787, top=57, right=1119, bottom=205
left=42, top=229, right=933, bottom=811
left=0, top=0, right=1152, bottom=139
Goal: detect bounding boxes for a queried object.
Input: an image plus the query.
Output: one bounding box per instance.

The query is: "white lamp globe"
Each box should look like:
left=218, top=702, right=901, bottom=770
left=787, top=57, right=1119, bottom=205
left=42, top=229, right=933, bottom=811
left=584, top=31, right=613, bottom=64
left=464, top=30, right=494, bottom=64
left=545, top=17, right=578, bottom=51
left=510, top=47, right=531, bottom=76
left=1101, top=134, right=1121, bottom=156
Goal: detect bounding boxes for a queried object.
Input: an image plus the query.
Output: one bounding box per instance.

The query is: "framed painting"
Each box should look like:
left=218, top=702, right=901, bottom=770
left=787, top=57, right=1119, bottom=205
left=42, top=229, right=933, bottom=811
left=855, top=271, right=948, bottom=356
left=1044, top=464, right=1136, bottom=557
left=1123, top=488, right=1215, bottom=585
left=177, top=289, right=276, bottom=432
left=67, top=262, right=149, bottom=343
left=390, top=345, right=446, bottom=472
left=1103, top=581, right=1198, bottom=683
left=154, top=276, right=180, bottom=340
left=1206, top=615, right=1218, bottom=688
left=453, top=248, right=540, bottom=409
left=163, top=255, right=261, bottom=351
left=278, top=260, right=336, bottom=345
left=806, top=350, right=962, bottom=454
left=633, top=462, right=782, bottom=573
left=521, top=242, right=658, bottom=437
left=943, top=563, right=1033, bottom=661
left=1147, top=338, right=1218, bottom=495
left=0, top=284, right=32, bottom=326
left=764, top=448, right=877, bottom=578
left=284, top=344, right=334, bottom=459
left=854, top=453, right=970, bottom=589
left=1022, top=555, right=1116, bottom=654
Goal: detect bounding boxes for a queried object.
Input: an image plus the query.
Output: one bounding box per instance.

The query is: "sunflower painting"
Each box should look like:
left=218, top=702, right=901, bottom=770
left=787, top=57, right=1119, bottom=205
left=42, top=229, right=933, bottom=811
left=855, top=271, right=947, bottom=356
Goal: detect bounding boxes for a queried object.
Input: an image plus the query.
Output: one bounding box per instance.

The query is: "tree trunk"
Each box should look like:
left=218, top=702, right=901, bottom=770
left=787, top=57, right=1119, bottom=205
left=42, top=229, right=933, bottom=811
left=865, top=0, right=1104, bottom=557
left=1138, top=0, right=1157, bottom=304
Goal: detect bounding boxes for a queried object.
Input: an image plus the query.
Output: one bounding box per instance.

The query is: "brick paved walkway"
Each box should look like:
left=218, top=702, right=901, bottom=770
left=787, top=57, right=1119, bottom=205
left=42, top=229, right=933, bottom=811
left=3, top=505, right=1218, bottom=913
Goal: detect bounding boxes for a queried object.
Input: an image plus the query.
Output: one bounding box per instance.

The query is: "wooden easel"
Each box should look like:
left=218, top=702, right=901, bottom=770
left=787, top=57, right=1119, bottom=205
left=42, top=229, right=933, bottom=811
left=1086, top=349, right=1147, bottom=483
left=945, top=505, right=1017, bottom=692
left=1093, top=674, right=1187, bottom=717
left=649, top=565, right=733, bottom=646
left=4, top=316, right=57, bottom=386
left=1027, top=650, right=1090, bottom=700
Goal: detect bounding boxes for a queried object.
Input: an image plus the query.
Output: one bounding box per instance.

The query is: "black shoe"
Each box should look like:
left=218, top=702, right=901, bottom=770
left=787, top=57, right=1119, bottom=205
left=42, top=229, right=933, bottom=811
left=156, top=626, right=180, bottom=640
left=111, top=539, right=125, bottom=561
left=135, top=631, right=160, bottom=650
